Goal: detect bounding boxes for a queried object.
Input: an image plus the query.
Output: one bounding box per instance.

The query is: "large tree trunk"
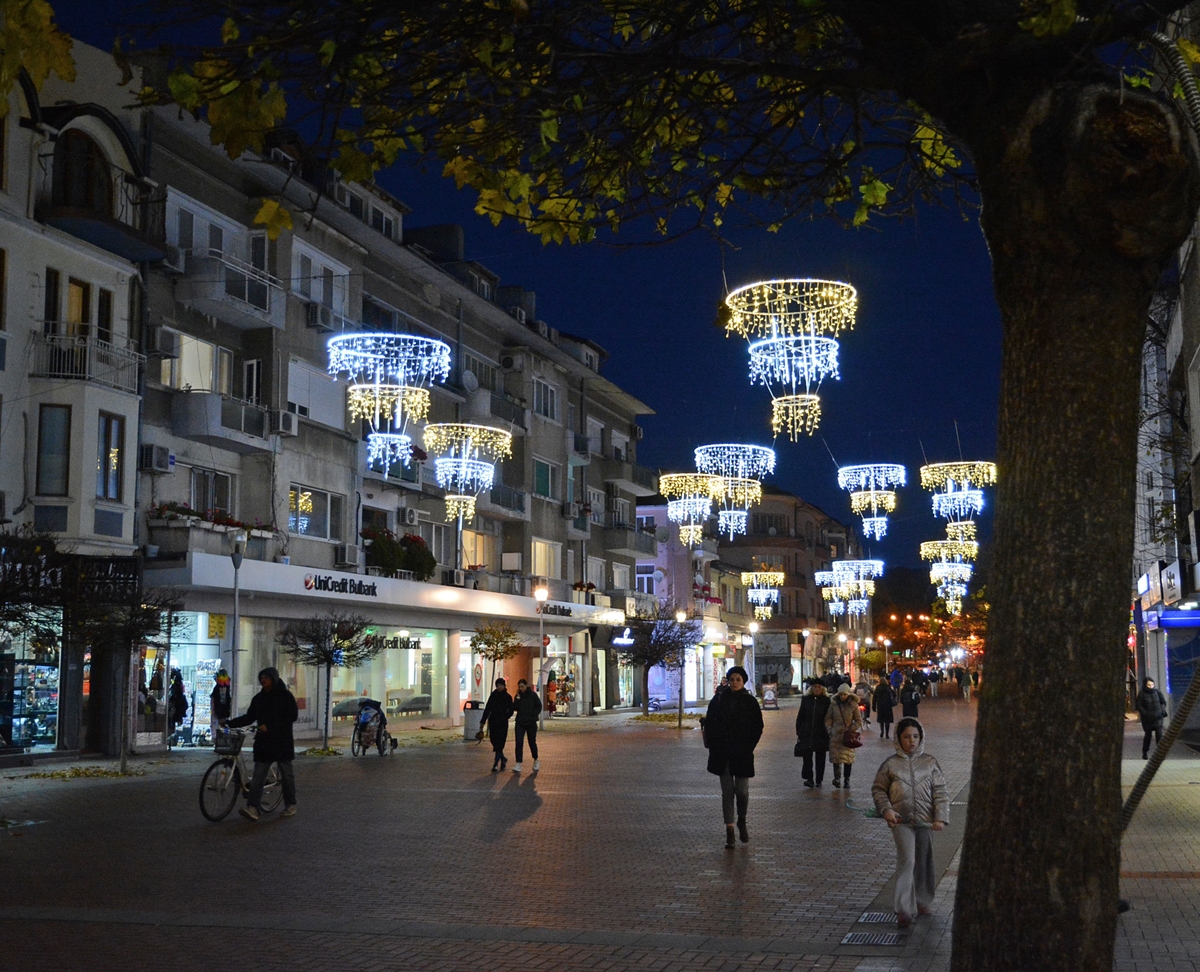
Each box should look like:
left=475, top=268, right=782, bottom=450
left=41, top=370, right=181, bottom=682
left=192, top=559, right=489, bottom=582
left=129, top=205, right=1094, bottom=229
left=951, top=84, right=1198, bottom=971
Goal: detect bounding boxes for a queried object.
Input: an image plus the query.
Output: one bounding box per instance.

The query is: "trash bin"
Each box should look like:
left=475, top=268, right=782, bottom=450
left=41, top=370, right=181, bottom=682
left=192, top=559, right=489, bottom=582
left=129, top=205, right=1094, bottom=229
left=463, top=700, right=484, bottom=740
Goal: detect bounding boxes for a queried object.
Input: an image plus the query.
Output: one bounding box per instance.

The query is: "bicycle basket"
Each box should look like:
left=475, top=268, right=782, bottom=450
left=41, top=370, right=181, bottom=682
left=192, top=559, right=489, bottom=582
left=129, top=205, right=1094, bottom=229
left=213, top=729, right=246, bottom=756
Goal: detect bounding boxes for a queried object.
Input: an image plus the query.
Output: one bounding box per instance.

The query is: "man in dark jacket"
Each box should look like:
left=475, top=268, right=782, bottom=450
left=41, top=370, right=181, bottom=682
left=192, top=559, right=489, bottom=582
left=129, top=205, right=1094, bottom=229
left=511, top=679, right=542, bottom=773
left=226, top=667, right=298, bottom=820
left=900, top=679, right=922, bottom=719
left=706, top=666, right=764, bottom=848
left=795, top=679, right=831, bottom=787
left=480, top=677, right=515, bottom=771
left=1137, top=677, right=1169, bottom=759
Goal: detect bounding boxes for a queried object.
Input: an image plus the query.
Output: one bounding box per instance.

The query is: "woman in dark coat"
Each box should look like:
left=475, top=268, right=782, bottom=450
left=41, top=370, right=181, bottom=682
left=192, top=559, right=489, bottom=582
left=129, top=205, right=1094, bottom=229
left=1136, top=677, right=1169, bottom=759
left=795, top=679, right=831, bottom=788
left=168, top=669, right=188, bottom=736
left=873, top=676, right=896, bottom=739
left=900, top=679, right=922, bottom=719
left=479, top=677, right=515, bottom=771
left=705, top=665, right=764, bottom=849
left=225, top=667, right=298, bottom=819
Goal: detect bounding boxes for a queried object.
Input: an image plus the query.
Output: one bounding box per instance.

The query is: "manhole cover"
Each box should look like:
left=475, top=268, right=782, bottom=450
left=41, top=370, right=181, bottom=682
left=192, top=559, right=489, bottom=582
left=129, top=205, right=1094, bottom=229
left=858, top=912, right=895, bottom=923
left=842, top=932, right=904, bottom=946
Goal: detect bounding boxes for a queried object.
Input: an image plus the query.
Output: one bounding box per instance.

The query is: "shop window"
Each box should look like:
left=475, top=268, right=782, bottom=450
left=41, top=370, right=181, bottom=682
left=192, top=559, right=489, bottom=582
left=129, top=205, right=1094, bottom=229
left=533, top=457, right=559, bottom=500
left=1, top=623, right=61, bottom=751
left=37, top=404, right=70, bottom=496
left=96, top=412, right=124, bottom=501
left=192, top=468, right=231, bottom=519
left=532, top=378, right=557, bottom=420
left=289, top=484, right=344, bottom=540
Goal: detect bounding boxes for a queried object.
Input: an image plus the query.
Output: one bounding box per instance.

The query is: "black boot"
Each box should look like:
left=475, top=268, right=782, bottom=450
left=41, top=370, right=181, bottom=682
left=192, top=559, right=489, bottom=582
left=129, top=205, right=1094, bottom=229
left=843, top=765, right=852, bottom=789
left=832, top=767, right=842, bottom=788
left=725, top=825, right=736, bottom=849
left=735, top=791, right=749, bottom=842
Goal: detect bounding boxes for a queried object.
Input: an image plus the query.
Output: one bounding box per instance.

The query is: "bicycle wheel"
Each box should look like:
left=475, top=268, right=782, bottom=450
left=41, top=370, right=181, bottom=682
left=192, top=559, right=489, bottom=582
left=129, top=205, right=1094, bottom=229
left=351, top=726, right=364, bottom=757
left=260, top=763, right=284, bottom=813
left=199, top=759, right=240, bottom=821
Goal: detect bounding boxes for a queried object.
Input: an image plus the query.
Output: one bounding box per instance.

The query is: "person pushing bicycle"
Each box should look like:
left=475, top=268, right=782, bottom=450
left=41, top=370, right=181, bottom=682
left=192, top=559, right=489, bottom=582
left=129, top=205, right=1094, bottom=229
left=223, top=667, right=299, bottom=821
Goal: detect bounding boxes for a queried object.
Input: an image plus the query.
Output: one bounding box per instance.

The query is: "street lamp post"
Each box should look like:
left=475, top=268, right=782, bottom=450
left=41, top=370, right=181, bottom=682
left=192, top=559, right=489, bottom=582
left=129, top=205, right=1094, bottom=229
left=837, top=632, right=848, bottom=676
left=535, top=584, right=549, bottom=729
left=801, top=628, right=810, bottom=684
left=676, top=611, right=688, bottom=729
left=230, top=531, right=247, bottom=714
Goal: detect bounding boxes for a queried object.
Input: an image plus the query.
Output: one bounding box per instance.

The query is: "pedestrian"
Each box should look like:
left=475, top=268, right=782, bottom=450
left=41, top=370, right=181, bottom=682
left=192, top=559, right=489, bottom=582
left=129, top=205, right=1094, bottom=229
left=854, top=676, right=872, bottom=727
left=962, top=672, right=972, bottom=703
left=704, top=665, right=763, bottom=848
left=209, top=668, right=233, bottom=742
left=545, top=672, right=558, bottom=717
left=889, top=666, right=904, bottom=693
left=872, top=717, right=949, bottom=928
left=900, top=678, right=922, bottom=719
left=825, top=682, right=864, bottom=789
left=1136, top=677, right=1169, bottom=760
left=795, top=678, right=831, bottom=788
left=168, top=668, right=188, bottom=737
left=929, top=668, right=939, bottom=697
left=224, top=667, right=298, bottom=821
left=512, top=678, right=542, bottom=773
left=873, top=675, right=896, bottom=739
left=480, top=677, right=515, bottom=771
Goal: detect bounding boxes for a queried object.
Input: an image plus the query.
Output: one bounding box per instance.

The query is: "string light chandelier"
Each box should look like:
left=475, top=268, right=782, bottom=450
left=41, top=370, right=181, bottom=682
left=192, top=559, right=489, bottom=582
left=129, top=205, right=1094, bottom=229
left=837, top=463, right=907, bottom=540
left=659, top=473, right=721, bottom=547
left=742, top=569, right=785, bottom=620
left=423, top=423, right=514, bottom=522
left=724, top=279, right=857, bottom=438
left=920, top=461, right=996, bottom=615
left=328, top=332, right=451, bottom=474
left=831, top=559, right=885, bottom=598
left=694, top=444, right=776, bottom=538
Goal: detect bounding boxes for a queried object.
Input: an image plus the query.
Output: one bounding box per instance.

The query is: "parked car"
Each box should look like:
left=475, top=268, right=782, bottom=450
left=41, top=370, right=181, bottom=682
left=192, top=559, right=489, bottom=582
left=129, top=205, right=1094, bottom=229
left=331, top=697, right=370, bottom=720
left=397, top=695, right=431, bottom=715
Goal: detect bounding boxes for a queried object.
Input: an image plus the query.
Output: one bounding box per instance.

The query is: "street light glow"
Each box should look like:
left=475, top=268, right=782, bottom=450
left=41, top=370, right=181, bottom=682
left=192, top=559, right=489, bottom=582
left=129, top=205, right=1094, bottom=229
left=676, top=611, right=687, bottom=623
left=749, top=621, right=759, bottom=633
left=534, top=586, right=549, bottom=602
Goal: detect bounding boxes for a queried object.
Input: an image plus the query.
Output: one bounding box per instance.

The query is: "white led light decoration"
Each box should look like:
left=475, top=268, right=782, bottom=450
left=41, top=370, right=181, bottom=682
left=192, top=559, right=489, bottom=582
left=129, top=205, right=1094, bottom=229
left=827, top=600, right=846, bottom=617
left=931, top=487, right=983, bottom=520
left=424, top=423, right=513, bottom=522
left=930, top=562, right=973, bottom=586
left=435, top=457, right=496, bottom=495
left=847, top=599, right=870, bottom=617
left=743, top=570, right=784, bottom=620
left=717, top=509, right=748, bottom=537
left=327, top=333, right=452, bottom=385
left=838, top=463, right=906, bottom=540
left=861, top=517, right=889, bottom=541
left=724, top=279, right=858, bottom=339
left=747, top=335, right=840, bottom=439
left=366, top=433, right=413, bottom=470
left=695, top=444, right=775, bottom=539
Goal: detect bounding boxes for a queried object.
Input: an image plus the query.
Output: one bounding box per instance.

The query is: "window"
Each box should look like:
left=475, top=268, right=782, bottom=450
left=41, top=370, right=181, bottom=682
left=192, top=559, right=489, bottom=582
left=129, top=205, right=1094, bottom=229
left=612, top=563, right=630, bottom=591
left=361, top=506, right=389, bottom=535
left=532, top=378, right=558, bottom=420
left=611, top=498, right=630, bottom=528
left=96, top=412, right=124, bottom=501
left=463, top=352, right=498, bottom=392
left=635, top=565, right=656, bottom=595
left=587, top=487, right=605, bottom=525
left=192, top=468, right=231, bottom=518
left=370, top=205, right=396, bottom=240
left=244, top=359, right=262, bottom=404
left=532, top=538, right=562, bottom=580
left=461, top=528, right=496, bottom=571
left=587, top=556, right=606, bottom=588
left=533, top=457, right=560, bottom=500
left=636, top=514, right=656, bottom=531
left=52, top=131, right=111, bottom=214
left=37, top=405, right=70, bottom=496
left=160, top=332, right=231, bottom=394
left=587, top=417, right=604, bottom=454
left=289, top=484, right=344, bottom=540
left=419, top=520, right=451, bottom=564
left=177, top=209, right=194, bottom=251
left=97, top=289, right=113, bottom=343
left=208, top=223, right=224, bottom=255
left=583, top=349, right=598, bottom=371
left=287, top=359, right=346, bottom=428
left=362, top=295, right=396, bottom=330
left=751, top=513, right=788, bottom=536
left=293, top=243, right=348, bottom=314
left=611, top=432, right=629, bottom=460
left=43, top=268, right=60, bottom=327
left=65, top=278, right=91, bottom=337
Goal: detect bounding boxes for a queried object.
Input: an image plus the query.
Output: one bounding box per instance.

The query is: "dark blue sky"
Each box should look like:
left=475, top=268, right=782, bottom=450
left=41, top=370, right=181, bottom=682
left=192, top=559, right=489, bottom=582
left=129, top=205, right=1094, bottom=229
left=55, top=2, right=1002, bottom=569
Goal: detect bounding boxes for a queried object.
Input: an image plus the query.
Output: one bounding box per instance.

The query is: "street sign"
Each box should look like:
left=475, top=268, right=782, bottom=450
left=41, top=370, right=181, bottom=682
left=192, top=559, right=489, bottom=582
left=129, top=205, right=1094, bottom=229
left=543, top=635, right=551, bottom=647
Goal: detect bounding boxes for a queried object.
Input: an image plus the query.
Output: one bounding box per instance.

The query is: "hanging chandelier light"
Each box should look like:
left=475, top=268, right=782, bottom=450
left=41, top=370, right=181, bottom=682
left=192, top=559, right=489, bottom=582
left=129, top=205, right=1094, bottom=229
left=423, top=423, right=513, bottom=522
left=831, top=559, right=885, bottom=598
left=837, top=463, right=907, bottom=540
left=742, top=569, right=785, bottom=620
left=659, top=473, right=722, bottom=547
left=328, top=333, right=451, bottom=474
left=920, top=461, right=996, bottom=615
left=694, top=444, right=776, bottom=538
left=724, top=279, right=857, bottom=439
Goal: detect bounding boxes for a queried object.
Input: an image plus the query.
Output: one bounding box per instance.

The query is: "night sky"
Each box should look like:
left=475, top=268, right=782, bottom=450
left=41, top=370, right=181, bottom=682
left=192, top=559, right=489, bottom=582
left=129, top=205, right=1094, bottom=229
left=54, top=3, right=1002, bottom=570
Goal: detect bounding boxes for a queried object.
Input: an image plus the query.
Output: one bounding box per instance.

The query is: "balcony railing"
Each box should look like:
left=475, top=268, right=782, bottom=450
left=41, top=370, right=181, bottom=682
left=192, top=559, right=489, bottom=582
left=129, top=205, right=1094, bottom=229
left=179, top=249, right=287, bottom=329
left=171, top=393, right=271, bottom=454
left=30, top=331, right=142, bottom=394
left=489, top=483, right=527, bottom=514
left=600, top=457, right=659, bottom=496
left=489, top=394, right=526, bottom=429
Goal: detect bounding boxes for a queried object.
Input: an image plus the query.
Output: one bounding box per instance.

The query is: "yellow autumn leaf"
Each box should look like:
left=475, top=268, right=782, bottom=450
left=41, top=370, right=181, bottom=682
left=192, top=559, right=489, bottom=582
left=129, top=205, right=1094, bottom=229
left=0, top=0, right=75, bottom=117
left=253, top=199, right=292, bottom=241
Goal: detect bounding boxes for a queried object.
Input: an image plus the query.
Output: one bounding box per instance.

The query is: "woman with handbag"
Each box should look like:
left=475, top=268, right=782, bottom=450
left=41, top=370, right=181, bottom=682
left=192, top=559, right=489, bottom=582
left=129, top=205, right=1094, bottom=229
left=704, top=665, right=764, bottom=849
left=825, top=682, right=864, bottom=789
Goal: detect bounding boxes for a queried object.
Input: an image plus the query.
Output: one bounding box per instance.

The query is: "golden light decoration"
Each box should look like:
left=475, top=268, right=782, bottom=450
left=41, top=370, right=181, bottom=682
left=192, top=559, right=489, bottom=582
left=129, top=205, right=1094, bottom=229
left=850, top=490, right=897, bottom=515
left=945, top=521, right=977, bottom=542
left=716, top=477, right=763, bottom=508
left=724, top=279, right=858, bottom=339
left=659, top=473, right=723, bottom=499
left=660, top=472, right=721, bottom=547
left=347, top=385, right=431, bottom=424
left=919, top=462, right=997, bottom=490
left=741, top=571, right=786, bottom=588
left=771, top=394, right=823, bottom=438
left=444, top=496, right=476, bottom=522
left=919, top=539, right=979, bottom=562
left=754, top=605, right=774, bottom=621
left=679, top=525, right=705, bottom=546
left=423, top=423, right=513, bottom=460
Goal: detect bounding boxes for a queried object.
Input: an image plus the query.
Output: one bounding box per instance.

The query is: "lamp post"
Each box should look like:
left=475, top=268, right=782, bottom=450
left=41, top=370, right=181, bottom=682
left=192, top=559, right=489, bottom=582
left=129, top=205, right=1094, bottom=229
left=748, top=620, right=759, bottom=693
left=801, top=628, right=810, bottom=684
left=837, top=632, right=848, bottom=675
left=676, top=610, right=688, bottom=728
left=230, top=531, right=247, bottom=713
left=535, top=584, right=549, bottom=728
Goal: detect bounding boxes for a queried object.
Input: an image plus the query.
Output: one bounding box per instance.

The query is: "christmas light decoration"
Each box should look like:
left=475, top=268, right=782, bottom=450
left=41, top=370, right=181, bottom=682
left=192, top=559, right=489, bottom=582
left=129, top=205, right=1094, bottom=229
left=724, top=279, right=858, bottom=339
left=847, top=599, right=870, bottom=617
left=931, top=484, right=983, bottom=520
left=742, top=570, right=786, bottom=589
left=919, top=539, right=980, bottom=563
left=838, top=463, right=906, bottom=540
left=424, top=423, right=513, bottom=461
left=347, top=385, right=431, bottom=424
left=747, top=335, right=841, bottom=439
left=366, top=433, right=413, bottom=469
left=423, top=423, right=514, bottom=522
left=660, top=473, right=721, bottom=547
left=832, top=559, right=885, bottom=598
left=694, top=444, right=776, bottom=538
left=827, top=600, right=846, bottom=617
left=945, top=521, right=977, bottom=542
left=920, top=461, right=995, bottom=615
left=743, top=569, right=785, bottom=620
left=919, top=461, right=997, bottom=491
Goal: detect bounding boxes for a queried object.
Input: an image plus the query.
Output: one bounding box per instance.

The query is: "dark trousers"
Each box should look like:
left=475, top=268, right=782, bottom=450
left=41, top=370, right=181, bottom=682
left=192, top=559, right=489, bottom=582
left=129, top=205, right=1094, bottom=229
left=248, top=759, right=296, bottom=809
left=489, top=722, right=509, bottom=759
left=879, top=719, right=892, bottom=738
left=800, top=749, right=826, bottom=784
left=833, top=762, right=853, bottom=784
left=515, top=723, right=538, bottom=762
left=1143, top=726, right=1163, bottom=757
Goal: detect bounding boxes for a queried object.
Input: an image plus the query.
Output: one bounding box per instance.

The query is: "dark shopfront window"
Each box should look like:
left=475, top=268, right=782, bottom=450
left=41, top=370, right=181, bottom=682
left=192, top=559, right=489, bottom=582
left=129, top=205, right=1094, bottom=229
left=0, top=617, right=62, bottom=752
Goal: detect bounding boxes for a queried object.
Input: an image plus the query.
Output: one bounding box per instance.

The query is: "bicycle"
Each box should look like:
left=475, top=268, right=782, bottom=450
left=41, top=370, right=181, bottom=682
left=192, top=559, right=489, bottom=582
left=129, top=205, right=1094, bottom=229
left=199, top=728, right=283, bottom=822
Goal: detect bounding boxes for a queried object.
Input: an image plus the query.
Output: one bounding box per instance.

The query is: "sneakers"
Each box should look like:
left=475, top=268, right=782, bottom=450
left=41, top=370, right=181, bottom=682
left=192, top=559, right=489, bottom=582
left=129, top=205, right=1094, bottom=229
left=832, top=779, right=842, bottom=788
left=280, top=805, right=297, bottom=818
left=500, top=756, right=508, bottom=770
left=533, top=759, right=540, bottom=771
left=239, top=805, right=260, bottom=822
left=512, top=763, right=522, bottom=773
left=491, top=764, right=499, bottom=773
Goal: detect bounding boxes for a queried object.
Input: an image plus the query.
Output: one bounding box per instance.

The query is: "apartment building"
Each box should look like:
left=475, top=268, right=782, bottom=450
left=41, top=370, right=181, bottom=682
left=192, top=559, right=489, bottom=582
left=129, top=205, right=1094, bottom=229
left=0, top=40, right=659, bottom=757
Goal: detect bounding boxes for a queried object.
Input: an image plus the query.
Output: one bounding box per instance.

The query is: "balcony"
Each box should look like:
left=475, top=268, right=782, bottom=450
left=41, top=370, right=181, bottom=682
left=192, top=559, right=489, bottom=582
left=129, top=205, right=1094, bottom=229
left=475, top=483, right=530, bottom=522
left=566, top=430, right=591, bottom=467
left=603, top=520, right=657, bottom=558
left=489, top=394, right=527, bottom=432
left=30, top=331, right=142, bottom=395
left=171, top=393, right=271, bottom=454
left=566, top=510, right=590, bottom=539
left=178, top=250, right=287, bottom=329
left=607, top=589, right=658, bottom=619
left=146, top=519, right=276, bottom=561
left=600, top=457, right=658, bottom=496
left=35, top=151, right=166, bottom=262
left=692, top=537, right=720, bottom=562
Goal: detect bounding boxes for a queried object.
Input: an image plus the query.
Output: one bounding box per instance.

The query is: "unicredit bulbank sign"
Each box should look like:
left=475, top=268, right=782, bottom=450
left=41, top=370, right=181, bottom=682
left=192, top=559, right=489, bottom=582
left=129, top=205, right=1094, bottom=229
left=303, top=573, right=379, bottom=597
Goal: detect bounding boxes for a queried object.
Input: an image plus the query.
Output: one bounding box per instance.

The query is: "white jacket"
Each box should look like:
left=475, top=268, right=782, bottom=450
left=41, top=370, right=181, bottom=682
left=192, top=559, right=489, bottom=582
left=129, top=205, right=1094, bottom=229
left=871, top=736, right=949, bottom=826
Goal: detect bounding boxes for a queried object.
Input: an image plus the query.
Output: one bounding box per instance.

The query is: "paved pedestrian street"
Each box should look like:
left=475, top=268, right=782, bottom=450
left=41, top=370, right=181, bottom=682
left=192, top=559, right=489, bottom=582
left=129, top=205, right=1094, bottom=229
left=0, top=698, right=1197, bottom=971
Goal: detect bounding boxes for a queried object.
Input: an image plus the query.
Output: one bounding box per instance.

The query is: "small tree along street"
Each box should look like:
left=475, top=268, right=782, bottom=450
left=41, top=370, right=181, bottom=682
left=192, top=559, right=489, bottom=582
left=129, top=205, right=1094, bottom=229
left=469, top=620, right=530, bottom=691
left=615, top=604, right=702, bottom=719
left=5, top=1, right=1198, bottom=967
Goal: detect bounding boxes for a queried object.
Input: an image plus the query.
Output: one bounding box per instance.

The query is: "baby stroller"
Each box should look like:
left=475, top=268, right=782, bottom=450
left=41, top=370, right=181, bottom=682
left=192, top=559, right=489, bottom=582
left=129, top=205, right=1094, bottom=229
left=351, top=699, right=395, bottom=756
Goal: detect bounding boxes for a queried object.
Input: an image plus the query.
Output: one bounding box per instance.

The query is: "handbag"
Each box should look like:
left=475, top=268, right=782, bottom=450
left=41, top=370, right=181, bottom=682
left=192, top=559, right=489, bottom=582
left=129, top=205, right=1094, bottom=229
left=793, top=739, right=804, bottom=757
left=842, top=728, right=863, bottom=748
left=699, top=716, right=710, bottom=749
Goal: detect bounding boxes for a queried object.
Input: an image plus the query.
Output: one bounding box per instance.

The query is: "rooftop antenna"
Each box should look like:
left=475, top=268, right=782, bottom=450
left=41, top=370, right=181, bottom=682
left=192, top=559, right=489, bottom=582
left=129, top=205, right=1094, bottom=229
left=954, top=420, right=964, bottom=461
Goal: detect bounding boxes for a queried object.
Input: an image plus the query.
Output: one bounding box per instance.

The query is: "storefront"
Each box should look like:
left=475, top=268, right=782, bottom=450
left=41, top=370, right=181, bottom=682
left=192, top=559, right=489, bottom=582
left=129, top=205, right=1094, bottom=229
left=0, top=620, right=61, bottom=752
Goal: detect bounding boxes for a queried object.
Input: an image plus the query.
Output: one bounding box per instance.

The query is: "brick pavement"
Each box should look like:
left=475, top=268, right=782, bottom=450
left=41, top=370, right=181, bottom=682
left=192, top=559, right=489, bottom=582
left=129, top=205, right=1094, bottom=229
left=0, top=696, right=977, bottom=971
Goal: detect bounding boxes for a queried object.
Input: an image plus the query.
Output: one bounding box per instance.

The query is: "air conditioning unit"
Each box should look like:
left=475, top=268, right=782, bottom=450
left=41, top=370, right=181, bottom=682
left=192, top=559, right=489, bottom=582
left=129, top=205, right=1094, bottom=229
left=273, top=410, right=300, bottom=436
left=536, top=320, right=549, bottom=339
left=500, top=552, right=522, bottom=572
left=562, top=502, right=580, bottom=519
left=161, top=244, right=187, bottom=274
left=499, top=353, right=523, bottom=371
left=509, top=306, right=526, bottom=324
left=632, top=424, right=644, bottom=440
left=401, top=506, right=420, bottom=527
left=334, top=543, right=360, bottom=568
left=148, top=327, right=179, bottom=359
left=138, top=444, right=174, bottom=474
left=306, top=302, right=336, bottom=332
left=442, top=568, right=466, bottom=587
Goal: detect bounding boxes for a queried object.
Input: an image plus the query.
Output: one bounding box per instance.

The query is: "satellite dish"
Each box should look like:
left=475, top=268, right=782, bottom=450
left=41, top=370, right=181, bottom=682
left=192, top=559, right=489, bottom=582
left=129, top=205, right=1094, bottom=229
left=652, top=568, right=665, bottom=584
left=461, top=369, right=480, bottom=393
left=768, top=526, right=777, bottom=536
left=654, top=527, right=670, bottom=543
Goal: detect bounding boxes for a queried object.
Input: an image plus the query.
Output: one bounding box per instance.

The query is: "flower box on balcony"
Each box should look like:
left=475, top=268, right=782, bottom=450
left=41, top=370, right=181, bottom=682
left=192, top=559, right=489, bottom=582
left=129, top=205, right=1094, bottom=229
left=250, top=528, right=273, bottom=539
left=148, top=517, right=201, bottom=529
left=571, top=590, right=587, bottom=604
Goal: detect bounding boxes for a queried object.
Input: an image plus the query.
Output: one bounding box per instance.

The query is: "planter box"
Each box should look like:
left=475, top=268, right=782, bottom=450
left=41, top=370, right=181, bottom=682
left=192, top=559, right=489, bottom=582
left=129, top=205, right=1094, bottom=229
left=250, top=529, right=273, bottom=539
left=148, top=517, right=201, bottom=528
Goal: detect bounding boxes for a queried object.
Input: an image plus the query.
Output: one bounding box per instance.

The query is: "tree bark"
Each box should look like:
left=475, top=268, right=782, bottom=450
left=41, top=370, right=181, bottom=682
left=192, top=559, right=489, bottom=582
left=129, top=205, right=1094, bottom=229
left=324, top=663, right=332, bottom=750
left=951, top=83, right=1198, bottom=971
left=641, top=663, right=650, bottom=716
